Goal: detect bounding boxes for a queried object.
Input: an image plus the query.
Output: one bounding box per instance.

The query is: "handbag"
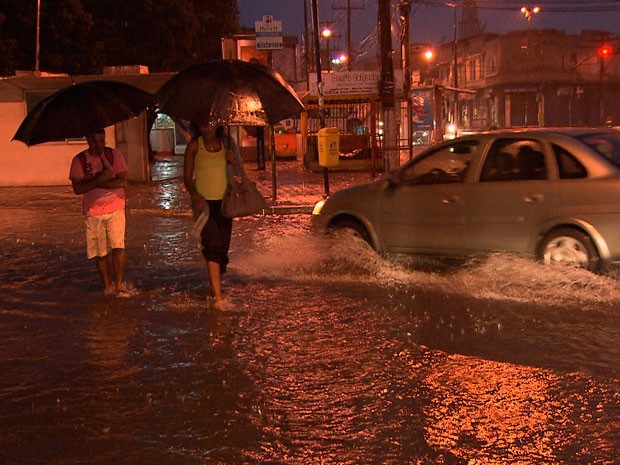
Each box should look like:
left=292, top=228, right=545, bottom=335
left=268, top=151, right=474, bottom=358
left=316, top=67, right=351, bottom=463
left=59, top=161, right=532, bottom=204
left=222, top=171, right=268, bottom=218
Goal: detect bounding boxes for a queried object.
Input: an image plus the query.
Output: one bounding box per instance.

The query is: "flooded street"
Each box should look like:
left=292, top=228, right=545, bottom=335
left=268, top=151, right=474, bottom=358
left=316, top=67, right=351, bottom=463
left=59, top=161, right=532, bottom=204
left=1, top=161, right=619, bottom=464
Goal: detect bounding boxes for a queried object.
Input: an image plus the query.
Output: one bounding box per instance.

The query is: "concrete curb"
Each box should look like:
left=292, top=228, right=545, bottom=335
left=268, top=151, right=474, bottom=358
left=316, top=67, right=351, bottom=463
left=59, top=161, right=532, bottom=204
left=130, top=205, right=315, bottom=217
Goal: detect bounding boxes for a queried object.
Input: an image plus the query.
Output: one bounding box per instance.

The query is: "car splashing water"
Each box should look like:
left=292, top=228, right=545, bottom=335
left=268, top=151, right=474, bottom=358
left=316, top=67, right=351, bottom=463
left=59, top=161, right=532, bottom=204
left=1, top=207, right=619, bottom=464
left=241, top=219, right=620, bottom=308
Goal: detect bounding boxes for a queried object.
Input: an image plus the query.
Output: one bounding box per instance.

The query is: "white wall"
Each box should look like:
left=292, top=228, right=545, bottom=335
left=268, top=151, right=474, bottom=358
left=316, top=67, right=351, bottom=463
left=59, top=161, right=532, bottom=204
left=115, top=114, right=149, bottom=182
left=0, top=101, right=152, bottom=186
left=0, top=102, right=88, bottom=186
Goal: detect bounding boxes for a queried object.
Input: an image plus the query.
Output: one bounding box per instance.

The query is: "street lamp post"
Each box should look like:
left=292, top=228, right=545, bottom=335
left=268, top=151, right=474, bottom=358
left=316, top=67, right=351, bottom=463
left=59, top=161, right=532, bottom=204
left=521, top=6, right=540, bottom=127
left=444, top=2, right=459, bottom=137
left=35, top=0, right=41, bottom=73
left=322, top=26, right=332, bottom=72
left=310, top=0, right=331, bottom=196
left=598, top=40, right=612, bottom=125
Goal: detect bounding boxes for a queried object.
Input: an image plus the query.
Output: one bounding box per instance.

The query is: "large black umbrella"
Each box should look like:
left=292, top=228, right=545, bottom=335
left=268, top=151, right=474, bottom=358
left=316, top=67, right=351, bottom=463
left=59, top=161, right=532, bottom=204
left=156, top=59, right=305, bottom=202
left=13, top=80, right=154, bottom=145
left=155, top=59, right=304, bottom=126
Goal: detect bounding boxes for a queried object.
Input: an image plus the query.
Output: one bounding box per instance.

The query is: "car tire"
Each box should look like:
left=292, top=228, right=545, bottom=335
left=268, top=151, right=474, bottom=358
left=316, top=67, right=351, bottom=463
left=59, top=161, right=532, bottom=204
left=330, top=218, right=372, bottom=247
left=539, top=228, right=599, bottom=271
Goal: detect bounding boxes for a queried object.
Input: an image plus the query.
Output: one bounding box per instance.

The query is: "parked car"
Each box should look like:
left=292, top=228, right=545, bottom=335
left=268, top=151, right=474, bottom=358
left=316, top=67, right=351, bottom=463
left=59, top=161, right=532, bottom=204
left=312, top=127, right=620, bottom=270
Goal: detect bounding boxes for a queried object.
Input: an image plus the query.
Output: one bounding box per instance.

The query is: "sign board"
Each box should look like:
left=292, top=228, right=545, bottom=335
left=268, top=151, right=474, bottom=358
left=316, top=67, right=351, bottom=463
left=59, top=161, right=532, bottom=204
left=411, top=89, right=433, bottom=127
left=255, top=15, right=283, bottom=50
left=256, top=36, right=283, bottom=50
left=307, top=70, right=403, bottom=97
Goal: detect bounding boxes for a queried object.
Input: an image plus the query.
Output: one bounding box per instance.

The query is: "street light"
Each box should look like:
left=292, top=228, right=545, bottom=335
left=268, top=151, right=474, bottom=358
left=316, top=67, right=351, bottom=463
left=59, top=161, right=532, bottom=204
left=598, top=41, right=613, bottom=124
left=331, top=53, right=347, bottom=69
left=598, top=44, right=613, bottom=59
left=321, top=26, right=333, bottom=72
left=521, top=5, right=540, bottom=127
left=520, top=5, right=540, bottom=20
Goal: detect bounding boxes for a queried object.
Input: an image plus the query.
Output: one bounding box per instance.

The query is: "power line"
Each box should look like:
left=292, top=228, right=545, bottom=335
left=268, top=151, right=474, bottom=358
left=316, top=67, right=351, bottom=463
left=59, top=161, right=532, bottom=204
left=332, top=0, right=365, bottom=70
left=418, top=0, right=620, bottom=12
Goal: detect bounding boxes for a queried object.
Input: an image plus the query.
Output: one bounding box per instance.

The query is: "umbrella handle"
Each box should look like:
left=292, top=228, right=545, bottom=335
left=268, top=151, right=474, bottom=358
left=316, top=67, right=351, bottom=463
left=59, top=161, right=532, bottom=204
left=95, top=146, right=113, bottom=170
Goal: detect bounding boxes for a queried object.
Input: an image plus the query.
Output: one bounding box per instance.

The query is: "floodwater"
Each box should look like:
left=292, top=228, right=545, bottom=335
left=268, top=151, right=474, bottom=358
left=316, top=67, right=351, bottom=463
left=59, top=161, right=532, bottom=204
left=1, top=168, right=619, bottom=464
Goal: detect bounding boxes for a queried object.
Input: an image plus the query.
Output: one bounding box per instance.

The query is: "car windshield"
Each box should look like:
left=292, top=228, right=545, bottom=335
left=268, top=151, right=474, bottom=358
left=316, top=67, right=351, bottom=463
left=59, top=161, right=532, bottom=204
left=401, top=140, right=478, bottom=184
left=578, top=132, right=620, bottom=168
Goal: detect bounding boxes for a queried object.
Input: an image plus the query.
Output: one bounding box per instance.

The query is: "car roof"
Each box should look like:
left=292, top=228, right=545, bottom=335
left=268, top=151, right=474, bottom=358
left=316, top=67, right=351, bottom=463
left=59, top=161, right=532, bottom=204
left=470, top=127, right=618, bottom=138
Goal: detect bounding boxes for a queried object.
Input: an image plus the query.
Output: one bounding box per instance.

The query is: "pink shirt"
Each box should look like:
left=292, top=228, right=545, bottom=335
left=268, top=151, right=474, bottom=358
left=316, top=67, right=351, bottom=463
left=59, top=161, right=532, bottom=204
left=69, top=147, right=128, bottom=216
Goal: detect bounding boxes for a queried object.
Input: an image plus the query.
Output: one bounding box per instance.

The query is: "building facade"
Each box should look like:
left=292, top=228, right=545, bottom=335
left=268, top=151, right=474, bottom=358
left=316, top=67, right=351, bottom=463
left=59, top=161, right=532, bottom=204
left=420, top=28, right=620, bottom=135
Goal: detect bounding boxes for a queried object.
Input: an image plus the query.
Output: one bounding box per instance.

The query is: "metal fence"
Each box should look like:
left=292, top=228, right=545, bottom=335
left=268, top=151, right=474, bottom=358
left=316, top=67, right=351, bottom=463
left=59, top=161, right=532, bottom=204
left=304, top=97, right=415, bottom=173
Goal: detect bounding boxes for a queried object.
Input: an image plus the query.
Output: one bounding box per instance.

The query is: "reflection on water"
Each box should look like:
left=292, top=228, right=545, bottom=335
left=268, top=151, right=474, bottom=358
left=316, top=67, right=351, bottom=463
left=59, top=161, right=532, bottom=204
left=1, top=208, right=619, bottom=464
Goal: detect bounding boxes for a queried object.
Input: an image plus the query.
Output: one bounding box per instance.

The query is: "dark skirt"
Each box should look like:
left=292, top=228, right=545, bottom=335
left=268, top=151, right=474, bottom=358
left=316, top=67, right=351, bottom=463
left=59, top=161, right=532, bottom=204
left=200, top=200, right=233, bottom=273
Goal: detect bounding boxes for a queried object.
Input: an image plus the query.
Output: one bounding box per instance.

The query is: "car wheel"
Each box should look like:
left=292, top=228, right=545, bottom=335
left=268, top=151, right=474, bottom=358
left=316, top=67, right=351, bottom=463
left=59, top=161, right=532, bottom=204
left=330, top=218, right=372, bottom=247
left=539, top=228, right=599, bottom=270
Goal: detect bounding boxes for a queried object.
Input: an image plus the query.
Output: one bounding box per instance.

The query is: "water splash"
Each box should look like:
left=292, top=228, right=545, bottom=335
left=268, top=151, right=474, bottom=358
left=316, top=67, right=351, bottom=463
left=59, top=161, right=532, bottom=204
left=235, top=228, right=620, bottom=308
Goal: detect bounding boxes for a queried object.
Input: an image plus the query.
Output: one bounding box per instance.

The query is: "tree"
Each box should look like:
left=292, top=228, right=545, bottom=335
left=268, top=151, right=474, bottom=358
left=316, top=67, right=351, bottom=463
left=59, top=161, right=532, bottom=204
left=0, top=0, right=240, bottom=76
left=0, top=0, right=39, bottom=75
left=42, top=0, right=94, bottom=74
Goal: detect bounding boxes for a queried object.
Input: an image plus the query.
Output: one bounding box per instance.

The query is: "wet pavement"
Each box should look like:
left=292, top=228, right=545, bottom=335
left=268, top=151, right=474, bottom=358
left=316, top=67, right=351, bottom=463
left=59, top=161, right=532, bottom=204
left=144, top=153, right=379, bottom=214
left=1, top=155, right=619, bottom=464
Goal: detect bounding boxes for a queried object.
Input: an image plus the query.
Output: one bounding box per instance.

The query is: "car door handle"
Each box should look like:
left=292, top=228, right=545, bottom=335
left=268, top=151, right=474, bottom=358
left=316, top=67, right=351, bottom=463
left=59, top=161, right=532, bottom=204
left=524, top=193, right=544, bottom=203
left=442, top=195, right=460, bottom=204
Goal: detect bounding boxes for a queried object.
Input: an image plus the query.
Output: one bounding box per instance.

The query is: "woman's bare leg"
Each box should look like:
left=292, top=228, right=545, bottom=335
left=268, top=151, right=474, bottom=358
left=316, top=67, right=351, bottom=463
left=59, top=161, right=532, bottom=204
left=207, top=260, right=223, bottom=303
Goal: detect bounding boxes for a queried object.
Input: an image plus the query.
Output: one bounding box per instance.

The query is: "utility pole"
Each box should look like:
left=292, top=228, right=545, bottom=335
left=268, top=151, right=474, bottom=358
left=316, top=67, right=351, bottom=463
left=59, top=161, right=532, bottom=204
left=320, top=21, right=337, bottom=72
left=311, top=0, right=330, bottom=196
left=397, top=0, right=411, bottom=97
left=598, top=34, right=612, bottom=125
left=452, top=4, right=458, bottom=134
left=303, top=0, right=311, bottom=88
left=35, top=0, right=41, bottom=74
left=378, top=0, right=398, bottom=172
left=332, top=0, right=364, bottom=70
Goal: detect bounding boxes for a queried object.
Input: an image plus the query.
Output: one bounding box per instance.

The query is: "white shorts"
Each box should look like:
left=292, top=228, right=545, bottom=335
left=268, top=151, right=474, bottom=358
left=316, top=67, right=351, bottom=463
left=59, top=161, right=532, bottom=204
left=85, top=209, right=126, bottom=259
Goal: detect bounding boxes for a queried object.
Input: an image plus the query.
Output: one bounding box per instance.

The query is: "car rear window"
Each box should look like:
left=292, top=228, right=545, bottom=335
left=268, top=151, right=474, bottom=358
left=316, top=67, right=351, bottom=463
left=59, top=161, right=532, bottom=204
left=578, top=133, right=620, bottom=168
left=553, top=144, right=587, bottom=179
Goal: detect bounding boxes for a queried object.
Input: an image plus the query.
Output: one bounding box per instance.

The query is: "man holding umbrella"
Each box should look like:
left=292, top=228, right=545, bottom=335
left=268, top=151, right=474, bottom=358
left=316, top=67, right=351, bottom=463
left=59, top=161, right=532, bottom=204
left=69, top=129, right=130, bottom=297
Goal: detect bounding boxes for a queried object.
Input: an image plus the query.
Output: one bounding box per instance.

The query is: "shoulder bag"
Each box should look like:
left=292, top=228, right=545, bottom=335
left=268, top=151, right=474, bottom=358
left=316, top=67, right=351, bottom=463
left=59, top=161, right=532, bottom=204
left=221, top=167, right=268, bottom=218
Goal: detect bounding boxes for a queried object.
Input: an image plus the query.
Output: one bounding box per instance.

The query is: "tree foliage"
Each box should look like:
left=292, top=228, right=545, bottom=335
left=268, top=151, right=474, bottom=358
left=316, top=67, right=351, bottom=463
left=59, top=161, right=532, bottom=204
left=0, top=0, right=240, bottom=76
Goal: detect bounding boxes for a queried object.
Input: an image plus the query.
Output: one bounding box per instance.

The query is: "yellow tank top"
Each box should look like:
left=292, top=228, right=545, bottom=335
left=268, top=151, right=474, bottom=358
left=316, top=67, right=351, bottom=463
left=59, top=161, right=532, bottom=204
left=194, top=136, right=228, bottom=200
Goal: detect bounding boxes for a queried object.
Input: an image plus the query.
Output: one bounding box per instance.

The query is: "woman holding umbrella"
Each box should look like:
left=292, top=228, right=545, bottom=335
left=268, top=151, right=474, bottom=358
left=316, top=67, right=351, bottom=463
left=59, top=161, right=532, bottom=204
left=184, top=123, right=242, bottom=310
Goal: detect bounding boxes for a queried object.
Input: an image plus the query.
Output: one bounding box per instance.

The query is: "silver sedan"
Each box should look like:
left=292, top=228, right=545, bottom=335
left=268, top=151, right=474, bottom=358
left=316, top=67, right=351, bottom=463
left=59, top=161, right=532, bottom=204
left=312, top=128, right=620, bottom=270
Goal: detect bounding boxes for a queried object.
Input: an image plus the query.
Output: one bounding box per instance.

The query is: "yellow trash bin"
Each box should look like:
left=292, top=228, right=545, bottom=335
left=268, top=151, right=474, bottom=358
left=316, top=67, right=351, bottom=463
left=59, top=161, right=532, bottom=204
left=317, top=127, right=340, bottom=167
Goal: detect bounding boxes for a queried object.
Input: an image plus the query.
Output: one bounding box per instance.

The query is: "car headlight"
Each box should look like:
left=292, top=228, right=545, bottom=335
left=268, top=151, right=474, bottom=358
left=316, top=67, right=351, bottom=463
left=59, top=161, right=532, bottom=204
left=312, top=199, right=326, bottom=216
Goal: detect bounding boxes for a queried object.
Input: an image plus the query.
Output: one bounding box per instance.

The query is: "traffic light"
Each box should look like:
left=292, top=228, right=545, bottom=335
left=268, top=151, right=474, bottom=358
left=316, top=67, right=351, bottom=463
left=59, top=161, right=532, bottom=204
left=598, top=44, right=613, bottom=58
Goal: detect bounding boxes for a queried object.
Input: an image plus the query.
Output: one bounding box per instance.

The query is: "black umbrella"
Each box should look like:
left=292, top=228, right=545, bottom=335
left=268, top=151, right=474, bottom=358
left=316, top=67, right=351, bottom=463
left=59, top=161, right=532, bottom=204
left=155, top=59, right=304, bottom=126
left=13, top=80, right=154, bottom=146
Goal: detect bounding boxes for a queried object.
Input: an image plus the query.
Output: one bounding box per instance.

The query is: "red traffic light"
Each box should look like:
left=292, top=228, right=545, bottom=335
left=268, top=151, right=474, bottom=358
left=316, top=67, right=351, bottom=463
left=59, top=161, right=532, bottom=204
left=599, top=44, right=613, bottom=58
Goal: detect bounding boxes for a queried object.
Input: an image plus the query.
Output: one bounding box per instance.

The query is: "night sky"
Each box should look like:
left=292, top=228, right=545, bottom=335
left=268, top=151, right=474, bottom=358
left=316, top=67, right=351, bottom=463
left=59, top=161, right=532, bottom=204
left=238, top=0, right=620, bottom=54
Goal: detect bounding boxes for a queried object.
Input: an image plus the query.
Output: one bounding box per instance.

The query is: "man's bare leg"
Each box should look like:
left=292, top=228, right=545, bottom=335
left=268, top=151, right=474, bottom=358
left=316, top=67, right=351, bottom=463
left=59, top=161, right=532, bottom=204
left=96, top=255, right=114, bottom=295
left=112, top=248, right=127, bottom=289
